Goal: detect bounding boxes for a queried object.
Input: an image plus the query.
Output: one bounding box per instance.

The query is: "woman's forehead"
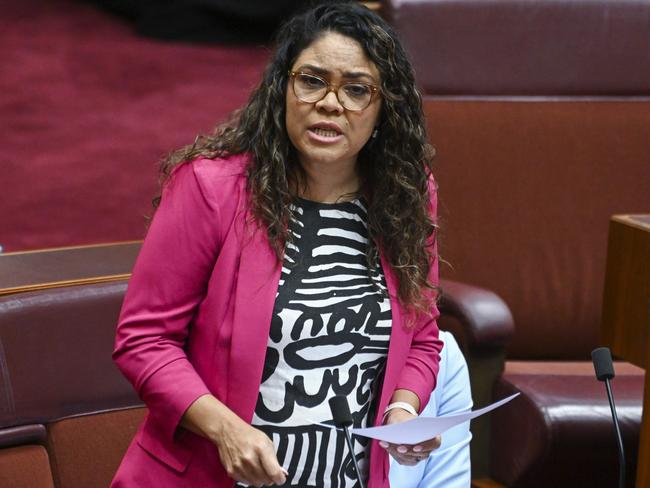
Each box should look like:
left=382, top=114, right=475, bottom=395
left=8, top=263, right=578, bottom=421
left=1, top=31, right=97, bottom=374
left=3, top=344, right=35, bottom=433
left=292, top=32, right=379, bottom=81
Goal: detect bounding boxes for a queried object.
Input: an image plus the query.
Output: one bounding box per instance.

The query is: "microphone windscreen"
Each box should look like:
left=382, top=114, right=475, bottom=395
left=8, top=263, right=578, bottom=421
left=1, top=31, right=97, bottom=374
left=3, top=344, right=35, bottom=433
left=329, top=396, right=353, bottom=427
left=591, top=347, right=615, bottom=381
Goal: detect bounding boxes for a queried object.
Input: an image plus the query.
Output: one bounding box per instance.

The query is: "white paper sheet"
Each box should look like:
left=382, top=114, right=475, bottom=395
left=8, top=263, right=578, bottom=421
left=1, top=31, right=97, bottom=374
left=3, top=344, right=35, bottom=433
left=348, top=393, right=520, bottom=445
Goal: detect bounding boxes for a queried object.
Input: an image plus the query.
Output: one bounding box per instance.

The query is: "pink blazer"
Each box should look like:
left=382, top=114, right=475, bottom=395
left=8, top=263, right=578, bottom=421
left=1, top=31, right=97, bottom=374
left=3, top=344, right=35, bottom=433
left=111, top=154, right=442, bottom=487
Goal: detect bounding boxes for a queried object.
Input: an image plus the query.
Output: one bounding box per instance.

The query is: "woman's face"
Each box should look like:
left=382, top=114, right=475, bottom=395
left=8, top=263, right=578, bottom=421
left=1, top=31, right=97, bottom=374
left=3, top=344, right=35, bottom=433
left=285, top=31, right=382, bottom=173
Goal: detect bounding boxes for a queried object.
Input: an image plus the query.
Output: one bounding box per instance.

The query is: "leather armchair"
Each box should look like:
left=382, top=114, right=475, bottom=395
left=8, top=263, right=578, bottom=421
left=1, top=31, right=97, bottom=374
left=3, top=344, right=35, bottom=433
left=384, top=0, right=650, bottom=484
left=438, top=280, right=514, bottom=479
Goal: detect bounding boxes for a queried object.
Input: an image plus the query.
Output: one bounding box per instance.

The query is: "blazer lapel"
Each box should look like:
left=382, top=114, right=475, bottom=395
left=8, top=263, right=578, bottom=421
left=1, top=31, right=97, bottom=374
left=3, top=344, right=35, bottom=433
left=227, top=222, right=282, bottom=421
left=375, top=252, right=412, bottom=426
left=371, top=252, right=413, bottom=486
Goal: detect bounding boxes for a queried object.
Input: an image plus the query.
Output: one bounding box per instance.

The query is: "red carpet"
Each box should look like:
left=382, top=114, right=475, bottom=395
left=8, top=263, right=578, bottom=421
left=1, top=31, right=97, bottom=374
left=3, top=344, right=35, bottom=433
left=1, top=0, right=268, bottom=251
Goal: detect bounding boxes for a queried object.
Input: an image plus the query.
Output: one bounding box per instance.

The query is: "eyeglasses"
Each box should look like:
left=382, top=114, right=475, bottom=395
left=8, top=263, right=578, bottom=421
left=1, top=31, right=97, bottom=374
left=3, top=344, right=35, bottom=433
left=288, top=71, right=379, bottom=112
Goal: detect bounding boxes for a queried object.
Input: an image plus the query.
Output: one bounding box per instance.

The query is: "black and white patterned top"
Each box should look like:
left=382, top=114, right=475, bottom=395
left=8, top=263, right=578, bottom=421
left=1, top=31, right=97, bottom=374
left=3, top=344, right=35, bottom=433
left=235, top=197, right=392, bottom=488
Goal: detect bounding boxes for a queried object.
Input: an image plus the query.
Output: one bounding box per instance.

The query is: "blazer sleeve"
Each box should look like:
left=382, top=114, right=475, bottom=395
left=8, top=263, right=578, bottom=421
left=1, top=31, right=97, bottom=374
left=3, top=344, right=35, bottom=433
left=113, top=162, right=221, bottom=443
left=394, top=177, right=443, bottom=410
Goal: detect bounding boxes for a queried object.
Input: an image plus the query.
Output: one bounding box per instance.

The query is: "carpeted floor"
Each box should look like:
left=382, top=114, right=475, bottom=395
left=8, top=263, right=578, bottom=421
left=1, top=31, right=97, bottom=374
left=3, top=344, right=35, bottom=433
left=1, top=0, right=268, bottom=251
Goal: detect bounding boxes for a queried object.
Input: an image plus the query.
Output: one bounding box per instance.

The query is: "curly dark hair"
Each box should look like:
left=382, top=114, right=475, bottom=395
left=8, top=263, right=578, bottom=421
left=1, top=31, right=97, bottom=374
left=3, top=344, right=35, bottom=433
left=157, top=1, right=438, bottom=315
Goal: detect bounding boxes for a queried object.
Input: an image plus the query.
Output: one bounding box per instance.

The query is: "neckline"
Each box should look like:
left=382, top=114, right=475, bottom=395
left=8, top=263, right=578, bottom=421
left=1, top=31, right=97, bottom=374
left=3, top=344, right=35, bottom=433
left=294, top=196, right=362, bottom=209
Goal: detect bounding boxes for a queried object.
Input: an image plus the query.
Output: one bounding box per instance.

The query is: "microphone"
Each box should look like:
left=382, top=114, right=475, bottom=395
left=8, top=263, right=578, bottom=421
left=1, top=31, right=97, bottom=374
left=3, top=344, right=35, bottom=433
left=329, top=396, right=366, bottom=488
left=591, top=347, right=625, bottom=488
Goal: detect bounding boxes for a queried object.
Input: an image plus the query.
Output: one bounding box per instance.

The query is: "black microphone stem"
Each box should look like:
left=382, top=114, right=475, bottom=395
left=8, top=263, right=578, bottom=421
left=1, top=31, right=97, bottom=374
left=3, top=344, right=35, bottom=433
left=342, top=425, right=366, bottom=488
left=605, top=378, right=625, bottom=488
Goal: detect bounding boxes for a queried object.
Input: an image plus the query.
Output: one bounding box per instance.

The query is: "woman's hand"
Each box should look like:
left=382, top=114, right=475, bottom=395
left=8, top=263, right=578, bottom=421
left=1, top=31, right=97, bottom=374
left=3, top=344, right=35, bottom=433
left=380, top=408, right=442, bottom=466
left=212, top=413, right=288, bottom=487
left=181, top=395, right=287, bottom=487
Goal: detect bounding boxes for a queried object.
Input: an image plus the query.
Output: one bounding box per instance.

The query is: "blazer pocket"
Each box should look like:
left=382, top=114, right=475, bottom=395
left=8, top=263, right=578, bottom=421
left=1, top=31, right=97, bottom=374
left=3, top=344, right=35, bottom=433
left=137, top=415, right=193, bottom=473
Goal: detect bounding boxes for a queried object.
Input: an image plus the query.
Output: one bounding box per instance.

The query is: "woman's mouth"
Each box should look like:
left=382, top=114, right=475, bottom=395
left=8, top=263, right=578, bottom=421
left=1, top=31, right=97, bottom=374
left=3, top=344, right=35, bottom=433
left=311, top=128, right=339, bottom=137
left=307, top=127, right=344, bottom=143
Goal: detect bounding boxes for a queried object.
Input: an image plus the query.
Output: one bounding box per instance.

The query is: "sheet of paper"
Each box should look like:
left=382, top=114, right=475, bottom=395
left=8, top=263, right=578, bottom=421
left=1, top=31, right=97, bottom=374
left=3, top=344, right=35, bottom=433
left=349, top=393, right=520, bottom=445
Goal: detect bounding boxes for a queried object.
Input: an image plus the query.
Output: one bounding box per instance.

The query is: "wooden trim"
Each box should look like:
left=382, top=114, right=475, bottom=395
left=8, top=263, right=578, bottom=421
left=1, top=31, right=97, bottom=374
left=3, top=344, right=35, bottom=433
left=1, top=240, right=142, bottom=256
left=611, top=214, right=650, bottom=232
left=0, top=242, right=141, bottom=296
left=505, top=360, right=644, bottom=376
left=0, top=274, right=132, bottom=296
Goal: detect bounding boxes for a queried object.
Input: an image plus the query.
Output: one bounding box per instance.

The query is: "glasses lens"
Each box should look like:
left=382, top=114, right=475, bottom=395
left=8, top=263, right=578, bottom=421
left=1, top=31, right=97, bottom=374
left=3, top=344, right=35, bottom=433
left=294, top=73, right=327, bottom=103
left=292, top=73, right=374, bottom=111
left=339, top=83, right=373, bottom=111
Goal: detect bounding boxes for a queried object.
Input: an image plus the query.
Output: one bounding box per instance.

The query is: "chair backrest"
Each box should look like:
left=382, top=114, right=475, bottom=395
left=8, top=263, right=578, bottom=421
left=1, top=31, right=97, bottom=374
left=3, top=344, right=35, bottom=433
left=385, top=0, right=650, bottom=359
left=0, top=279, right=145, bottom=487
left=0, top=281, right=142, bottom=429
left=0, top=444, right=55, bottom=488
left=47, top=407, right=146, bottom=488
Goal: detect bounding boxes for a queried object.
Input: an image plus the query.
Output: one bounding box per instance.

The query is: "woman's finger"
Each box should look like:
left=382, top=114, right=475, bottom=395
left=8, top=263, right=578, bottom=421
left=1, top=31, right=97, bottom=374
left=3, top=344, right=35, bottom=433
left=379, top=435, right=441, bottom=453
left=259, top=444, right=288, bottom=485
left=383, top=445, right=418, bottom=465
left=398, top=448, right=429, bottom=461
left=415, top=435, right=442, bottom=451
left=233, top=457, right=270, bottom=486
left=380, top=441, right=436, bottom=466
left=393, top=453, right=419, bottom=466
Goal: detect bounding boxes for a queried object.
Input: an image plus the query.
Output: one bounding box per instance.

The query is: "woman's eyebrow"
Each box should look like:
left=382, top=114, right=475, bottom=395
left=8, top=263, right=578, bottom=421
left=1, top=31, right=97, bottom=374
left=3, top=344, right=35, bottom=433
left=297, top=64, right=328, bottom=76
left=297, top=64, right=376, bottom=82
left=343, top=71, right=376, bottom=82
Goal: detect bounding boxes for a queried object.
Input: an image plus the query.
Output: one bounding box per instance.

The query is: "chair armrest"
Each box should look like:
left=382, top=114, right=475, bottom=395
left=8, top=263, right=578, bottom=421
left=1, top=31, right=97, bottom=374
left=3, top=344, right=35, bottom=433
left=438, top=279, right=514, bottom=350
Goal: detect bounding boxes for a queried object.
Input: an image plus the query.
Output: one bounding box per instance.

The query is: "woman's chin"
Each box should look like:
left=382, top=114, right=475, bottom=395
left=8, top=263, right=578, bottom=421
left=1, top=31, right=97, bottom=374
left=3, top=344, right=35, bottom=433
left=300, top=153, right=356, bottom=169
left=297, top=145, right=357, bottom=169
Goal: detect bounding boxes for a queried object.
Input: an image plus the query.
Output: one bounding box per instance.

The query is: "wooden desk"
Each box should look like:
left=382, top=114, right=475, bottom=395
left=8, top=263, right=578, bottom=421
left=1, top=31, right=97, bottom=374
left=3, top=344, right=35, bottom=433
left=0, top=241, right=141, bottom=295
left=601, top=214, right=650, bottom=487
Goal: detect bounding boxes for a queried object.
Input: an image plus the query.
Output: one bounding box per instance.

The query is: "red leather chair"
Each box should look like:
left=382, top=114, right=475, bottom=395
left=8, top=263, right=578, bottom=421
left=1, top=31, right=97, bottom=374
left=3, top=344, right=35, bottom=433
left=384, top=0, right=650, bottom=485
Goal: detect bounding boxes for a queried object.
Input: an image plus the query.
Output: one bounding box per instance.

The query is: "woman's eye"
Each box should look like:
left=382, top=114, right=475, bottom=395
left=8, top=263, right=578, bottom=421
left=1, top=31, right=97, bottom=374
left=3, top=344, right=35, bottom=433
left=298, top=75, right=326, bottom=89
left=344, top=84, right=371, bottom=98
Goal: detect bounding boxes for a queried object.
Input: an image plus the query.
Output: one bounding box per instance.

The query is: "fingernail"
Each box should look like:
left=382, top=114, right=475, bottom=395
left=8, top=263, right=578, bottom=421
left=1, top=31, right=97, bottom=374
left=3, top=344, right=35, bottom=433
left=281, top=468, right=289, bottom=475
left=379, top=441, right=389, bottom=448
left=413, top=445, right=423, bottom=452
left=397, top=445, right=408, bottom=453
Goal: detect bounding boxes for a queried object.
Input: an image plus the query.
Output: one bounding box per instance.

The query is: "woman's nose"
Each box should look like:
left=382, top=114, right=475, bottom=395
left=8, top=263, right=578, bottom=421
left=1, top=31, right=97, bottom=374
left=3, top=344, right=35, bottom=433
left=317, top=89, right=344, bottom=113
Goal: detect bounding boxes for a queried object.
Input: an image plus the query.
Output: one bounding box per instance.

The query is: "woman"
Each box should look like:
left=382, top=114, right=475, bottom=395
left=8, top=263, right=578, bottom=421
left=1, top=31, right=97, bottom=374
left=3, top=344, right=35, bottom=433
left=112, top=2, right=443, bottom=487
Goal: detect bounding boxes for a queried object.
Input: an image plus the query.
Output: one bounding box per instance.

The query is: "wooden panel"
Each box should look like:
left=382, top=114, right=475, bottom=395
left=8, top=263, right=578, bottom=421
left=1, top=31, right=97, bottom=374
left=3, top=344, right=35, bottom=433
left=601, top=215, right=650, bottom=368
left=600, top=214, right=650, bottom=487
left=0, top=241, right=141, bottom=295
